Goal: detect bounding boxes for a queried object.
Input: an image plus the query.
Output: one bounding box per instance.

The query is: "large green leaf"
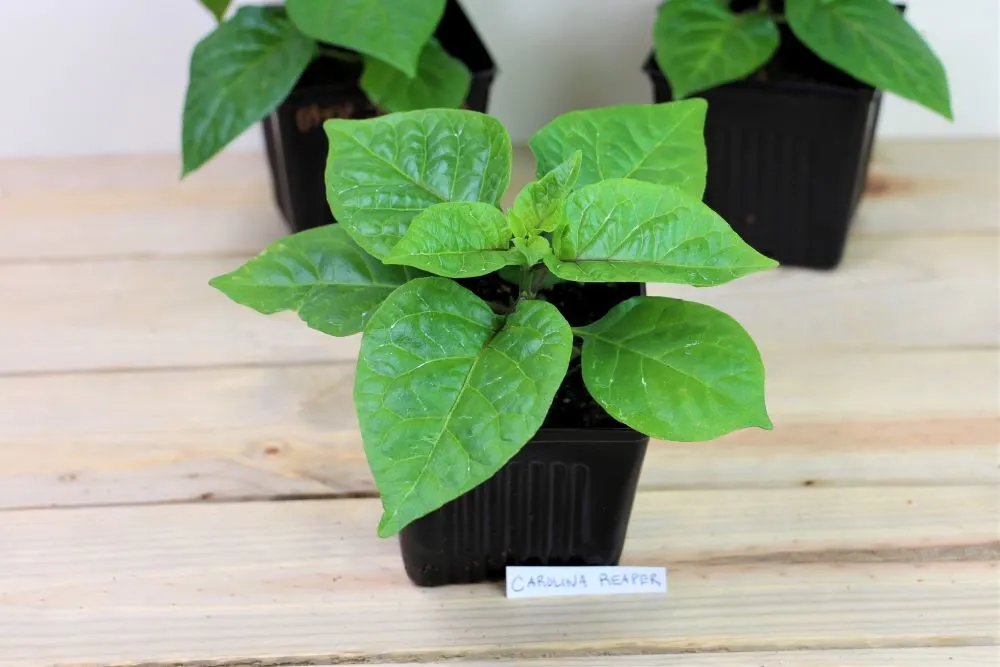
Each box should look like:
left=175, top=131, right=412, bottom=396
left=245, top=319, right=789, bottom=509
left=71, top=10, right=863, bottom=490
left=360, top=40, right=471, bottom=113
left=356, top=278, right=573, bottom=536
left=787, top=0, right=951, bottom=118
left=576, top=296, right=771, bottom=442
left=507, top=152, right=581, bottom=239
left=209, top=225, right=422, bottom=337
left=182, top=6, right=316, bottom=176
left=198, top=0, right=231, bottom=22
left=285, top=0, right=444, bottom=77
left=545, top=179, right=777, bottom=286
left=325, top=109, right=512, bottom=260
left=384, top=202, right=517, bottom=278
left=653, top=0, right=780, bottom=98
left=528, top=101, right=708, bottom=198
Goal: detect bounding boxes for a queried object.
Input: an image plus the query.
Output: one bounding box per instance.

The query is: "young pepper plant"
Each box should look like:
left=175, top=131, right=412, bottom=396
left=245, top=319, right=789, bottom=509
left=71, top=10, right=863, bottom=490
left=653, top=0, right=951, bottom=118
left=183, top=0, right=470, bottom=175
left=210, top=102, right=778, bottom=537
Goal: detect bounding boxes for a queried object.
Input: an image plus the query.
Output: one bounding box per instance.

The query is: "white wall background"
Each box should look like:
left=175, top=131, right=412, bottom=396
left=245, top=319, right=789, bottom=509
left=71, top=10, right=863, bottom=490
left=0, top=0, right=996, bottom=159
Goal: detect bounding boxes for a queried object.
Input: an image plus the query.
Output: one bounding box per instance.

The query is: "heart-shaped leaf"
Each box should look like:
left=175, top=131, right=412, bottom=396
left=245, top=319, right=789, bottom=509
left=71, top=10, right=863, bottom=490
left=576, top=295, right=771, bottom=441
left=325, top=109, right=512, bottom=260
left=545, top=179, right=777, bottom=286
left=384, top=202, right=517, bottom=278
left=654, top=0, right=779, bottom=98
left=182, top=6, right=316, bottom=176
left=508, top=152, right=581, bottom=239
left=286, top=0, right=444, bottom=77
left=209, top=224, right=422, bottom=337
left=528, top=101, right=708, bottom=198
left=199, top=0, right=231, bottom=22
left=356, top=278, right=573, bottom=536
left=787, top=0, right=951, bottom=119
left=361, top=40, right=471, bottom=113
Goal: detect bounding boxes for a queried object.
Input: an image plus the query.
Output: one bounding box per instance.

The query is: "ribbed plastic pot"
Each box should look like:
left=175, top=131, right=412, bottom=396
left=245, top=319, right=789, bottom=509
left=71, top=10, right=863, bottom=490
left=262, top=0, right=496, bottom=233
left=643, top=7, right=900, bottom=269
left=398, top=428, right=649, bottom=587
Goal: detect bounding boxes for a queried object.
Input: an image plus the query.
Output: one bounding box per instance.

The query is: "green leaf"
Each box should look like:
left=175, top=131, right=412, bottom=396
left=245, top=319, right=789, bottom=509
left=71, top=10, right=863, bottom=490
left=787, top=0, right=951, bottom=119
left=361, top=40, right=472, bottom=113
left=198, top=0, right=231, bottom=22
left=182, top=6, right=316, bottom=176
left=384, top=202, right=517, bottom=278
left=325, top=109, right=513, bottom=260
left=653, top=0, right=779, bottom=99
left=576, top=296, right=771, bottom=441
left=512, top=236, right=553, bottom=266
left=209, top=225, right=422, bottom=337
left=507, top=152, right=581, bottom=239
left=529, top=101, right=709, bottom=198
left=544, top=179, right=777, bottom=286
left=285, top=0, right=444, bottom=77
left=356, top=278, right=573, bottom=536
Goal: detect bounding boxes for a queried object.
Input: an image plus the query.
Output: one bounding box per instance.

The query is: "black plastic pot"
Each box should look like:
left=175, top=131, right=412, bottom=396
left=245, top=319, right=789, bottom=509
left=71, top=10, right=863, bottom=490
left=262, top=0, right=496, bottom=232
left=644, top=7, right=897, bottom=269
left=399, top=428, right=649, bottom=587
left=399, top=280, right=649, bottom=587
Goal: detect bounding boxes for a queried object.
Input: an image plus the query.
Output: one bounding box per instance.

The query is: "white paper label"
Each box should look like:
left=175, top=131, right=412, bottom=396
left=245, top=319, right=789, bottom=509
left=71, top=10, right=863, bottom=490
left=505, top=566, right=668, bottom=599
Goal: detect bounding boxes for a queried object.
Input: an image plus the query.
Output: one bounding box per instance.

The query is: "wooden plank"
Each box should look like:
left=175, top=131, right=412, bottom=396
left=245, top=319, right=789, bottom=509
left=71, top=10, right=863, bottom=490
left=0, top=141, right=994, bottom=263
left=858, top=140, right=1000, bottom=235
left=0, top=490, right=995, bottom=667
left=0, top=153, right=281, bottom=262
left=0, top=233, right=995, bottom=376
left=358, top=647, right=999, bottom=666
left=0, top=149, right=534, bottom=263
left=0, top=351, right=995, bottom=510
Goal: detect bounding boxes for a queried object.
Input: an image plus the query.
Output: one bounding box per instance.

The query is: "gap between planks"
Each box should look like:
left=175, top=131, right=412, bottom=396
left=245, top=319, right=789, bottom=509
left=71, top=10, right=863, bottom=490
left=57, top=646, right=1000, bottom=667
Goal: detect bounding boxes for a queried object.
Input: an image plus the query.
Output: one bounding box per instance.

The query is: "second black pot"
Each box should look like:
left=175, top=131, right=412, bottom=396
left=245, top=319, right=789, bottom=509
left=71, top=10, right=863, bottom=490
left=263, top=0, right=497, bottom=233
left=644, top=16, right=887, bottom=269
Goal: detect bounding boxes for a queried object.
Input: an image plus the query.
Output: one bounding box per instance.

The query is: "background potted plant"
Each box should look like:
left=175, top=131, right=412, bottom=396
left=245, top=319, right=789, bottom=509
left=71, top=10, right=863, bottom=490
left=645, top=0, right=951, bottom=269
left=184, top=0, right=495, bottom=232
left=210, top=102, right=777, bottom=586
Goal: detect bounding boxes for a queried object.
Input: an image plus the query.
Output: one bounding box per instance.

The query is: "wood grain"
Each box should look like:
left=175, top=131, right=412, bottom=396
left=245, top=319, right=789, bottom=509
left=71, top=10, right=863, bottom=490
left=0, top=489, right=996, bottom=667
left=0, top=355, right=995, bottom=509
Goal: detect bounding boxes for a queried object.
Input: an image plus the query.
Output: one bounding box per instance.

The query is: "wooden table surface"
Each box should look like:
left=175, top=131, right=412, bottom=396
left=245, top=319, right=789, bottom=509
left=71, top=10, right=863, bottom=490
left=0, top=140, right=997, bottom=667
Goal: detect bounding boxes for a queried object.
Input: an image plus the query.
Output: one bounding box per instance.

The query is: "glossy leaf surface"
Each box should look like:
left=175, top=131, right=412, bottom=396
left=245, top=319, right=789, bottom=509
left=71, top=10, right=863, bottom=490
left=356, top=278, right=573, bottom=536
left=209, top=225, right=420, bottom=337
left=361, top=40, right=471, bottom=113
left=529, top=101, right=708, bottom=198
left=285, top=0, right=444, bottom=77
left=384, top=202, right=516, bottom=277
left=182, top=6, right=316, bottom=175
left=545, top=179, right=777, bottom=286
left=787, top=0, right=951, bottom=118
left=325, top=109, right=512, bottom=260
left=577, top=296, right=771, bottom=441
left=654, top=0, right=779, bottom=98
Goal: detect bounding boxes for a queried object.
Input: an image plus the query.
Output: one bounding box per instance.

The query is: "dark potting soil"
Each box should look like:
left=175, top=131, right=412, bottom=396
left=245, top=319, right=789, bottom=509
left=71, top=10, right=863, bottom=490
left=458, top=274, right=642, bottom=431
left=719, top=0, right=875, bottom=91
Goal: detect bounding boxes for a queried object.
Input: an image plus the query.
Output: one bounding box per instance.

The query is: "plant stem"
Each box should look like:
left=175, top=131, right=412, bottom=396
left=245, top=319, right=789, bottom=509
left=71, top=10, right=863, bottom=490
left=318, top=45, right=362, bottom=63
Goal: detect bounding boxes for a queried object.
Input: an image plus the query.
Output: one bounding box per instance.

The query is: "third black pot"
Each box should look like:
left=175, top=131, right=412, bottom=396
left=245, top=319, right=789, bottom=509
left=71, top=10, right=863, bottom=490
left=644, top=8, right=893, bottom=269
left=263, top=0, right=497, bottom=233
